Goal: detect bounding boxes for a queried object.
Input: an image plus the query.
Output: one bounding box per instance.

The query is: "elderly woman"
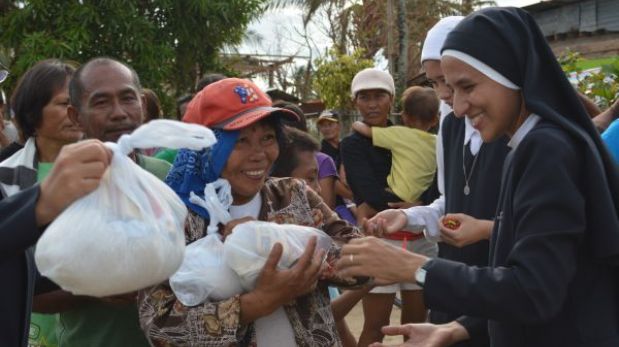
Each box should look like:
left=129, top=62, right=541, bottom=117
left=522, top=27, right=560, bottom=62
left=338, top=7, right=619, bottom=347
left=138, top=78, right=361, bottom=347
left=0, top=59, right=80, bottom=347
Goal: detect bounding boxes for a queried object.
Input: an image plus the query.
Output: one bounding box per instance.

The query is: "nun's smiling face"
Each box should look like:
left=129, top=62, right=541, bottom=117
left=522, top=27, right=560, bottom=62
left=423, top=60, right=454, bottom=108
left=442, top=56, right=524, bottom=142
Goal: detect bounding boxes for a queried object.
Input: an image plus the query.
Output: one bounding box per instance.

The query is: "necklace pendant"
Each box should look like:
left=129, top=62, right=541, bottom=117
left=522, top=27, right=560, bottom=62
left=464, top=185, right=470, bottom=195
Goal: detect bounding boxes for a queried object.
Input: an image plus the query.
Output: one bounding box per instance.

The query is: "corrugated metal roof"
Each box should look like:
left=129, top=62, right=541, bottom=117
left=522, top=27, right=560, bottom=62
left=523, top=0, right=582, bottom=12
left=525, top=0, right=619, bottom=35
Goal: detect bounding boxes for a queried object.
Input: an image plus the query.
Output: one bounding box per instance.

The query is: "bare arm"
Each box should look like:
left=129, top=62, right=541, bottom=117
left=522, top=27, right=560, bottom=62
left=32, top=290, right=95, bottom=313
left=319, top=176, right=336, bottom=209
left=593, top=99, right=619, bottom=132
left=334, top=179, right=353, bottom=200
left=352, top=121, right=372, bottom=138
left=0, top=121, right=9, bottom=148
left=330, top=286, right=373, bottom=321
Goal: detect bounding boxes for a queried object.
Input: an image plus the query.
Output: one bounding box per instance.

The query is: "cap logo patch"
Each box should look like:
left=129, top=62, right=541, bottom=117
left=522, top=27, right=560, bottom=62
left=234, top=84, right=259, bottom=104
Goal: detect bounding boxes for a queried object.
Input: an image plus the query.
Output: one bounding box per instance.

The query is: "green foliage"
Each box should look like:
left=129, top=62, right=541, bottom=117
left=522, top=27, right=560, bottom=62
left=559, top=50, right=619, bottom=109
left=313, top=49, right=373, bottom=111
left=559, top=50, right=583, bottom=75
left=0, top=0, right=268, bottom=116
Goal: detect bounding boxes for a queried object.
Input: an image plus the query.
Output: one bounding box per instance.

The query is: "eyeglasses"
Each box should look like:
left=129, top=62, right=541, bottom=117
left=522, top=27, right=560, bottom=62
left=0, top=70, right=8, bottom=84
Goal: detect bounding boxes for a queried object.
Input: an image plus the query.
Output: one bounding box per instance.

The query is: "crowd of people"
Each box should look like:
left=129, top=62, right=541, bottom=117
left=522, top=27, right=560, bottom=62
left=1, top=6, right=618, bottom=347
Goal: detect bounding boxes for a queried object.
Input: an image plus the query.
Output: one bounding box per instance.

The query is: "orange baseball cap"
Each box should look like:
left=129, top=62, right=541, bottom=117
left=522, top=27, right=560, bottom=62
left=183, top=78, right=299, bottom=130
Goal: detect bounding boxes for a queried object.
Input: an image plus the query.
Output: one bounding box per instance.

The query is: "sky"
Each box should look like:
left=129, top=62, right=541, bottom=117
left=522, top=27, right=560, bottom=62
left=242, top=0, right=540, bottom=88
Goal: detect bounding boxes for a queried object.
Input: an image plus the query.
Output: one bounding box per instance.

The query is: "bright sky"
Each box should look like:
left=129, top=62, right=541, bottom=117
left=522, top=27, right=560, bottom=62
left=243, top=0, right=540, bottom=88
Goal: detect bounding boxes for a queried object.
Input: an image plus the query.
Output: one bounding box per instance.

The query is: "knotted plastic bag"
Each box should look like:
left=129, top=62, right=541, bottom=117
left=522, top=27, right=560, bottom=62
left=169, top=179, right=243, bottom=306
left=224, top=221, right=333, bottom=290
left=35, top=120, right=217, bottom=297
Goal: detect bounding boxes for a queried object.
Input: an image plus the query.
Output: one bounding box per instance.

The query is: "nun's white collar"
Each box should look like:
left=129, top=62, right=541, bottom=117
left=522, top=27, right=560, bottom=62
left=508, top=114, right=541, bottom=149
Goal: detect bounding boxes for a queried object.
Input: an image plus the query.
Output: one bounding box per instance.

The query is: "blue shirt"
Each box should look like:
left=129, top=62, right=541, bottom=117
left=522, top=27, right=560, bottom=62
left=601, top=119, right=619, bottom=162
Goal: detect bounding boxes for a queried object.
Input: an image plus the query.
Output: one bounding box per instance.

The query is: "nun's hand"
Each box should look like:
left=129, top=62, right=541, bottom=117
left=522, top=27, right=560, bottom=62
left=335, top=237, right=428, bottom=286
left=439, top=214, right=493, bottom=248
left=363, top=209, right=408, bottom=237
left=368, top=322, right=469, bottom=347
left=253, top=236, right=324, bottom=312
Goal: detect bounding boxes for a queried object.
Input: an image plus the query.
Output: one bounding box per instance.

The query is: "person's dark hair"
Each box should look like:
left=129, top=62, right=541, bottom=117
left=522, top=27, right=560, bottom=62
left=11, top=59, right=76, bottom=139
left=176, top=94, right=193, bottom=120
left=257, top=113, right=288, bottom=153
left=401, top=86, right=439, bottom=126
left=196, top=73, right=227, bottom=92
left=69, top=57, right=141, bottom=111
left=271, top=126, right=319, bottom=177
left=272, top=101, right=308, bottom=132
left=142, top=88, right=161, bottom=123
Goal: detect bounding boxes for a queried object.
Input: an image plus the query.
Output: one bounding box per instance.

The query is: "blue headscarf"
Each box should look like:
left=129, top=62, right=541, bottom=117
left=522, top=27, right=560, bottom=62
left=166, top=129, right=240, bottom=218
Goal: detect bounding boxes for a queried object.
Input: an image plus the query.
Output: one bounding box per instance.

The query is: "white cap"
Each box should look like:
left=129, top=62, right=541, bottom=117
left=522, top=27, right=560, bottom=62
left=351, top=68, right=395, bottom=98
left=420, top=16, right=464, bottom=63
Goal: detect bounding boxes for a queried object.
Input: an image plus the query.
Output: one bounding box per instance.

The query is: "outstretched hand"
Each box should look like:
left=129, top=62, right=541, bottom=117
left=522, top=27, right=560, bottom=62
left=369, top=322, right=469, bottom=347
left=363, top=209, right=408, bottom=237
left=439, top=214, right=493, bottom=248
left=36, top=140, right=112, bottom=226
left=336, top=237, right=427, bottom=286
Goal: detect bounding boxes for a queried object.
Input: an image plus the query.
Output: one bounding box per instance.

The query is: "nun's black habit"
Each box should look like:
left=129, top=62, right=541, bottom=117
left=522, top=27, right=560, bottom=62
left=421, top=7, right=619, bottom=347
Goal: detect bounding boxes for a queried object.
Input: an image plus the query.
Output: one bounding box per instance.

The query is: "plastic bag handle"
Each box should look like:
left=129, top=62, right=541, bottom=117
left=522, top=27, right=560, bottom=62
left=189, top=179, right=233, bottom=237
left=116, top=119, right=217, bottom=155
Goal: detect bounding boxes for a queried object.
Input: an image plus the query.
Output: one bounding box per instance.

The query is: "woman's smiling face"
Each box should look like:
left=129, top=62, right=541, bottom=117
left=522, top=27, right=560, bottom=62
left=441, top=55, right=525, bottom=142
left=220, top=120, right=280, bottom=205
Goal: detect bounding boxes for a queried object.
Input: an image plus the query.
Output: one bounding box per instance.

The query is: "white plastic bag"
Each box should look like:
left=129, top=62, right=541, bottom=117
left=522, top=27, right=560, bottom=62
left=224, top=221, right=332, bottom=290
left=35, top=120, right=217, bottom=297
left=169, top=179, right=243, bottom=305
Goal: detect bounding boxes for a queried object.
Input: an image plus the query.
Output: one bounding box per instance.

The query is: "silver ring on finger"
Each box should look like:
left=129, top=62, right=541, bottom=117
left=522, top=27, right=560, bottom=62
left=349, top=253, right=354, bottom=265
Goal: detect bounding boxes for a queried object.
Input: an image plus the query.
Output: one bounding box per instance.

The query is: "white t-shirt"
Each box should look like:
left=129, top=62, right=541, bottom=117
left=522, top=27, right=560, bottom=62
left=229, top=193, right=296, bottom=347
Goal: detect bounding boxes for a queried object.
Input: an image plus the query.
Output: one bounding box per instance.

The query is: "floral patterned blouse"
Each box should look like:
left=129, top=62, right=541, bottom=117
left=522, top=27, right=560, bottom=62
left=138, top=177, right=361, bottom=346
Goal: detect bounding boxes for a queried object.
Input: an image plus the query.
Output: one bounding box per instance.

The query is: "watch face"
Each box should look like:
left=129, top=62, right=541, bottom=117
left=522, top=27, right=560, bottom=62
left=415, top=267, right=427, bottom=286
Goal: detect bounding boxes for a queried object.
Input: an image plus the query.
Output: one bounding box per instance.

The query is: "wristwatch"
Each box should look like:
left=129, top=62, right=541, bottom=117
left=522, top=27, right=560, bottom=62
left=415, top=260, right=430, bottom=287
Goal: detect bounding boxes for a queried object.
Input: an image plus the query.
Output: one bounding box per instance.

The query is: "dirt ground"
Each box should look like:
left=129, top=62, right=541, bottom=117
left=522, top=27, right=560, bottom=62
left=344, top=301, right=403, bottom=345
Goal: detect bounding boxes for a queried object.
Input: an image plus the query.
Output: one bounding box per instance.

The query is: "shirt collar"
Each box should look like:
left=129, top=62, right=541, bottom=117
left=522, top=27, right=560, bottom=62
left=464, top=117, right=482, bottom=155
left=508, top=114, right=541, bottom=149
left=464, top=117, right=478, bottom=145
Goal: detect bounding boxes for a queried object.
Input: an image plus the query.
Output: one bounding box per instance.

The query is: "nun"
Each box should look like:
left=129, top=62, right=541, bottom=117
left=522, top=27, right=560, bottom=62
left=362, top=15, right=510, bottom=347
left=338, top=7, right=619, bottom=347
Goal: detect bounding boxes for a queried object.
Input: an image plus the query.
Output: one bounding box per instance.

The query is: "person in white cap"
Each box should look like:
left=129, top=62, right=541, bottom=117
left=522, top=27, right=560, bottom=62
left=361, top=16, right=510, bottom=347
left=341, top=68, right=441, bottom=346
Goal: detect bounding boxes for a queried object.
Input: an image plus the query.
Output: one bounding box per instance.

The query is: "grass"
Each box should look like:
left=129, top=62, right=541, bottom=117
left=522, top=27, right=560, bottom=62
left=576, top=56, right=619, bottom=70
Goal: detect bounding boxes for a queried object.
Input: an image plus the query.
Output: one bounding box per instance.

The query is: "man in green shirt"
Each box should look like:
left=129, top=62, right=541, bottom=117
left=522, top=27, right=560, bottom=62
left=37, top=57, right=170, bottom=347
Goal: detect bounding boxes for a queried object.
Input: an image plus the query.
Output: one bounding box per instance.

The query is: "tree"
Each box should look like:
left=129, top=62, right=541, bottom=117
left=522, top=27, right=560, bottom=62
left=313, top=48, right=373, bottom=130
left=0, top=0, right=268, bottom=115
left=291, top=0, right=495, bottom=99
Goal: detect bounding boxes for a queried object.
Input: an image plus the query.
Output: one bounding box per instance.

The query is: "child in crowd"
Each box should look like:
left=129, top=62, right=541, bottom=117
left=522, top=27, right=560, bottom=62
left=271, top=126, right=321, bottom=194
left=352, top=86, right=439, bottom=206
left=271, top=126, right=367, bottom=347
